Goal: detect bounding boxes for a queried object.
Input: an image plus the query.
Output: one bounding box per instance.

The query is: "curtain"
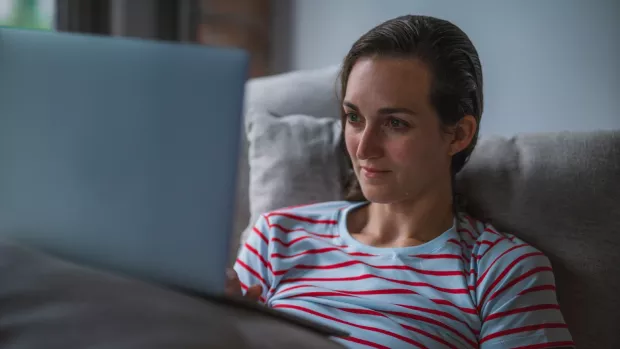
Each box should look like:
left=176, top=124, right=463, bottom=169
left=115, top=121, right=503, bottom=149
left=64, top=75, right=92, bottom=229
left=55, top=0, right=199, bottom=42
left=56, top=0, right=110, bottom=34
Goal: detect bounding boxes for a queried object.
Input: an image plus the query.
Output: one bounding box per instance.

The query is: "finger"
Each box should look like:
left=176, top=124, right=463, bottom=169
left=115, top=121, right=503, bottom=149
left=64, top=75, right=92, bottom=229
left=224, top=268, right=242, bottom=297
left=245, top=284, right=263, bottom=301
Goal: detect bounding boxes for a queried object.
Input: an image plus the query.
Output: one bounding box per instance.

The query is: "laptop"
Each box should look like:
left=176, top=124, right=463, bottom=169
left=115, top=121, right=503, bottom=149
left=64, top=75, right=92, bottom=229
left=0, top=28, right=348, bottom=338
left=0, top=27, right=247, bottom=295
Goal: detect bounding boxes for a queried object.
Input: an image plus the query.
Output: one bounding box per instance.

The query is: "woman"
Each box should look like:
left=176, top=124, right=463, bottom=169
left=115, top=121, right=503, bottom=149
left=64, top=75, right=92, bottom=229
left=228, top=15, right=573, bottom=349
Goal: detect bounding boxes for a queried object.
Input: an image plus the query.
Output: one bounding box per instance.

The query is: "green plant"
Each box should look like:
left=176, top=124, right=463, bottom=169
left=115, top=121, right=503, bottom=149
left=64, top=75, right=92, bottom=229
left=0, top=0, right=54, bottom=30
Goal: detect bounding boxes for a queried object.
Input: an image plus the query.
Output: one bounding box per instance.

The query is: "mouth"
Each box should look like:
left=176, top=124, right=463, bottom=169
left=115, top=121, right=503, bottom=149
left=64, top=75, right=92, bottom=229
left=360, top=166, right=391, bottom=179
left=360, top=166, right=390, bottom=173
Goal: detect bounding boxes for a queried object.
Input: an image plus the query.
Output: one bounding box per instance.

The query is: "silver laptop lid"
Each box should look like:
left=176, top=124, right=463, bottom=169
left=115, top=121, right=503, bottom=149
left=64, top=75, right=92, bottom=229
left=0, top=28, right=248, bottom=294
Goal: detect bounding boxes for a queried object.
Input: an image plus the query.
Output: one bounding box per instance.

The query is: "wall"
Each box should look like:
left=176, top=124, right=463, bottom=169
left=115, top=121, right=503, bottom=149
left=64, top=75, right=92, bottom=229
left=270, top=0, right=620, bottom=137
left=198, top=0, right=270, bottom=77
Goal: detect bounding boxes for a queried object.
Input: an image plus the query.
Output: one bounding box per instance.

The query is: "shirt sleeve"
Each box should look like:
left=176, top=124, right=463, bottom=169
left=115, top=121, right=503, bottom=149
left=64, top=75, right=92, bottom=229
left=475, top=235, right=574, bottom=349
left=233, top=214, right=273, bottom=303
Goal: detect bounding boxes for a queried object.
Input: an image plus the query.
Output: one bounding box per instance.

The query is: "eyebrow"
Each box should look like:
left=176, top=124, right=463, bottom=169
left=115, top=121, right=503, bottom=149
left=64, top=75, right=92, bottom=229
left=343, top=101, right=418, bottom=116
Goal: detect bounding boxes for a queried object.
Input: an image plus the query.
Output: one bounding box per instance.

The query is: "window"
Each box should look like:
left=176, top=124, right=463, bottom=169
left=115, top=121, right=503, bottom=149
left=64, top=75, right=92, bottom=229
left=0, top=0, right=55, bottom=30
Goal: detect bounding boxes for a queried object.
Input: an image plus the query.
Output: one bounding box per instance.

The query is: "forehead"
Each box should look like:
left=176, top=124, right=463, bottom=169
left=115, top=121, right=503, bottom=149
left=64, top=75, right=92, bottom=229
left=344, top=57, right=433, bottom=110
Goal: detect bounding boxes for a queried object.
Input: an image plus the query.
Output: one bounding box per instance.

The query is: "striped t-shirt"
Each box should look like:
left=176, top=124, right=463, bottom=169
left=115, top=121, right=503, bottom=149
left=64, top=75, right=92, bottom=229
left=234, top=201, right=573, bottom=349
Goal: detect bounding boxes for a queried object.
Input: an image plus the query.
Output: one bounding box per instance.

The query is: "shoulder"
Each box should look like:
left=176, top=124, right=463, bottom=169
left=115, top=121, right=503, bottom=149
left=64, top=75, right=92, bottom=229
left=263, top=201, right=353, bottom=223
left=459, top=215, right=572, bottom=347
left=254, top=201, right=356, bottom=234
left=460, top=214, right=554, bottom=304
left=458, top=213, right=547, bottom=265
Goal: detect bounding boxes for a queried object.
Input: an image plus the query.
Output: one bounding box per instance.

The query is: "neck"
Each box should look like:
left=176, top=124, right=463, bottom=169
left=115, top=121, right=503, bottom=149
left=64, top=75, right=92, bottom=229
left=355, top=183, right=455, bottom=248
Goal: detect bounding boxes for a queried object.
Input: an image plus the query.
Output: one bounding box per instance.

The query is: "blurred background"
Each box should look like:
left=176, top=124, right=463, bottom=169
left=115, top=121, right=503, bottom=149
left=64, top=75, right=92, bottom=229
left=1, top=0, right=271, bottom=77
left=1, top=0, right=619, bottom=136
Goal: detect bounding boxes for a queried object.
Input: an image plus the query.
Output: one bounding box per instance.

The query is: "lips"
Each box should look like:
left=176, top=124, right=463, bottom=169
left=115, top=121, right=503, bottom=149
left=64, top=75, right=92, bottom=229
left=360, top=166, right=391, bottom=179
left=360, top=166, right=390, bottom=173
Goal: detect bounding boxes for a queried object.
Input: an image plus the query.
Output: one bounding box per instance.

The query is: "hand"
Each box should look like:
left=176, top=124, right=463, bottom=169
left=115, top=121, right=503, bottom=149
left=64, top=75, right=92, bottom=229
left=225, top=268, right=263, bottom=301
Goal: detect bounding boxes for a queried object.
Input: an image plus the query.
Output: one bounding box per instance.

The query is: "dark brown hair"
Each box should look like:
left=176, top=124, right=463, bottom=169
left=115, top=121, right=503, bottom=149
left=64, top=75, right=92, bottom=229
left=339, top=15, right=484, bottom=201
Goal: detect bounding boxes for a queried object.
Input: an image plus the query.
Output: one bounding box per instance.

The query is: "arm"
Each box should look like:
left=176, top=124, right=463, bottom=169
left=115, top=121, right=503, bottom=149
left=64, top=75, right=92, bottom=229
left=233, top=214, right=273, bottom=303
left=476, top=238, right=574, bottom=349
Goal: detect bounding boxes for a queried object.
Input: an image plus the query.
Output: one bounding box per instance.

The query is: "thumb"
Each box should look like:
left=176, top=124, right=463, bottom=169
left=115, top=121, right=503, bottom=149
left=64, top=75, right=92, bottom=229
left=245, top=284, right=263, bottom=301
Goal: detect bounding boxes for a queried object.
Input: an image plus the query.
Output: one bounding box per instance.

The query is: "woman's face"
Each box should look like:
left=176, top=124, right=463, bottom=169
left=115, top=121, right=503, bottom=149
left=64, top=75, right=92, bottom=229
left=343, top=57, right=461, bottom=204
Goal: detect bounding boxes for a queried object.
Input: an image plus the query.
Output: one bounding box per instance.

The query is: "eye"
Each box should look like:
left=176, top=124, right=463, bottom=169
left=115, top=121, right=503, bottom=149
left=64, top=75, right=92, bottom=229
left=385, top=117, right=409, bottom=129
left=346, top=113, right=362, bottom=124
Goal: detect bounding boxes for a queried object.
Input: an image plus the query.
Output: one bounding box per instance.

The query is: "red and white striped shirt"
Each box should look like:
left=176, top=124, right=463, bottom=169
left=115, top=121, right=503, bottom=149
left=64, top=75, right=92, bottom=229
left=234, top=201, right=573, bottom=349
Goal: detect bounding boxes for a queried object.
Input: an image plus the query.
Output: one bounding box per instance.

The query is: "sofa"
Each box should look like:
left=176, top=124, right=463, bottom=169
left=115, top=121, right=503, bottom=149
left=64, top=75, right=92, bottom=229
left=235, top=66, right=620, bottom=348
left=1, top=65, right=618, bottom=348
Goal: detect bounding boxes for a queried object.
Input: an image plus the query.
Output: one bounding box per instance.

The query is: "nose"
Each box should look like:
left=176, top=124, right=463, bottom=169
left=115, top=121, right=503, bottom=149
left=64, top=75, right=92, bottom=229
left=356, top=126, right=383, bottom=160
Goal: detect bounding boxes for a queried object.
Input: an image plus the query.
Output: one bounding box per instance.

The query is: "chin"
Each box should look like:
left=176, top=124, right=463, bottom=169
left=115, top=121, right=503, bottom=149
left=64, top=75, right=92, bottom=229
left=360, top=186, right=403, bottom=204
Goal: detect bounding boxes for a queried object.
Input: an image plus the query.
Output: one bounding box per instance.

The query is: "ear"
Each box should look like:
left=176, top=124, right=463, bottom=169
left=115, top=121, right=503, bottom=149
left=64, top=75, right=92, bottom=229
left=448, top=115, right=477, bottom=156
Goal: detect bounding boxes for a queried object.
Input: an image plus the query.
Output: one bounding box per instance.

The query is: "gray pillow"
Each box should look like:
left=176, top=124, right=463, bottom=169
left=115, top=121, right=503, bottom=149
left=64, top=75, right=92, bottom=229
left=0, top=240, right=344, bottom=349
left=241, top=110, right=343, bottom=244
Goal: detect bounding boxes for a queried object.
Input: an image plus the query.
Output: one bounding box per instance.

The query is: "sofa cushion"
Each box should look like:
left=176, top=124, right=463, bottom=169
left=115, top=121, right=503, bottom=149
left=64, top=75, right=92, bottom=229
left=456, top=130, right=620, bottom=348
left=244, top=65, right=341, bottom=120
left=232, top=66, right=342, bottom=259
left=241, top=110, right=343, bottom=244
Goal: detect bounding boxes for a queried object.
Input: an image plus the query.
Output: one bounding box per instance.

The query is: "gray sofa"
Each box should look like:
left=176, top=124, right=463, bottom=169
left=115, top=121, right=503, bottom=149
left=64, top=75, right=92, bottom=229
left=236, top=66, right=620, bottom=348
left=1, top=66, right=618, bottom=348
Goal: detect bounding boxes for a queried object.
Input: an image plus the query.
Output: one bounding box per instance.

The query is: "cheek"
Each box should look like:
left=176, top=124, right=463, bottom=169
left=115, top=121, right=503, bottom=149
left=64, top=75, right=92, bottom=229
left=385, top=139, right=416, bottom=165
left=387, top=134, right=449, bottom=168
left=344, top=128, right=359, bottom=160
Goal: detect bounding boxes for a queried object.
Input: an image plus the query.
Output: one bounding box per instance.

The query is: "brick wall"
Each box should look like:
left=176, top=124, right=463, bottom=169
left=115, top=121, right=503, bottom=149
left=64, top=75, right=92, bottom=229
left=197, top=0, right=270, bottom=77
